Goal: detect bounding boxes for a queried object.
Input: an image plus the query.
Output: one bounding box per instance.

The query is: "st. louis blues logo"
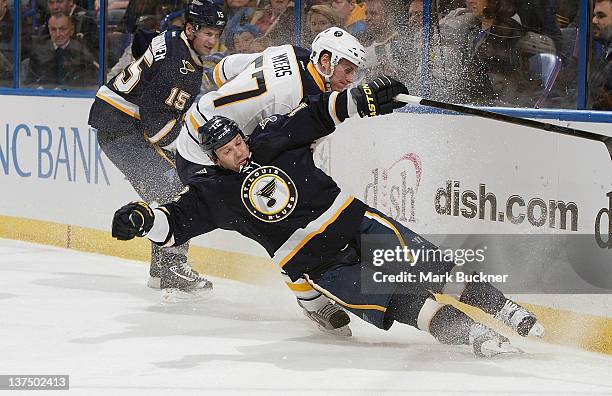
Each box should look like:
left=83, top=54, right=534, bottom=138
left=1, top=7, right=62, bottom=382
left=241, top=166, right=298, bottom=222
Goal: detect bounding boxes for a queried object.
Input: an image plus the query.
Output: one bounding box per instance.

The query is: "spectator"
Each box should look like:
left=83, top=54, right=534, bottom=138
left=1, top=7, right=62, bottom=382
left=439, top=0, right=524, bottom=105
left=115, top=0, right=170, bottom=33
left=407, top=0, right=423, bottom=28
left=107, top=13, right=163, bottom=80
left=222, top=4, right=255, bottom=46
left=331, top=0, right=365, bottom=36
left=515, top=1, right=562, bottom=59
left=42, top=0, right=99, bottom=52
left=391, top=0, right=425, bottom=92
left=306, top=4, right=342, bottom=43
left=226, top=23, right=261, bottom=53
left=589, top=0, right=612, bottom=110
left=362, top=0, right=399, bottom=78
left=555, top=0, right=579, bottom=28
left=201, top=52, right=225, bottom=94
left=0, top=0, right=12, bottom=85
left=251, top=0, right=292, bottom=36
left=25, top=11, right=98, bottom=88
left=251, top=0, right=299, bottom=48
left=436, top=0, right=467, bottom=17
left=224, top=0, right=256, bottom=20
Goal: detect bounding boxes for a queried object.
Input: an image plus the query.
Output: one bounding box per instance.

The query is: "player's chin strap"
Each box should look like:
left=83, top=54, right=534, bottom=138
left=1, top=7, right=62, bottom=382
left=314, top=62, right=333, bottom=91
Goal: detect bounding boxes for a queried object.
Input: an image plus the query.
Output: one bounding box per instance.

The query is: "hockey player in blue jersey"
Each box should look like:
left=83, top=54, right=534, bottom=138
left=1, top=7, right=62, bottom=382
left=174, top=27, right=368, bottom=335
left=88, top=0, right=227, bottom=300
left=111, top=76, right=545, bottom=357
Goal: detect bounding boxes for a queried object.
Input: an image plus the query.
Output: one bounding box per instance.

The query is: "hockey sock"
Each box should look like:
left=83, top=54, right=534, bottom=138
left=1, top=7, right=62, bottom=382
left=458, top=274, right=507, bottom=315
left=152, top=244, right=188, bottom=269
left=387, top=291, right=433, bottom=328
left=428, top=304, right=473, bottom=345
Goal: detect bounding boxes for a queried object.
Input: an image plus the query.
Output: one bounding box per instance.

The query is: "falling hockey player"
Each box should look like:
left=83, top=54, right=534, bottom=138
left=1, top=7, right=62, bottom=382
left=111, top=76, right=545, bottom=357
left=174, top=27, right=368, bottom=336
left=88, top=0, right=227, bottom=296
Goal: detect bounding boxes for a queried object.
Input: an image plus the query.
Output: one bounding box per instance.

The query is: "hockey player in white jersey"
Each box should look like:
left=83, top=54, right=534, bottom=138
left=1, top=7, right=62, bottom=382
left=173, top=27, right=367, bottom=336
left=176, top=27, right=367, bottom=165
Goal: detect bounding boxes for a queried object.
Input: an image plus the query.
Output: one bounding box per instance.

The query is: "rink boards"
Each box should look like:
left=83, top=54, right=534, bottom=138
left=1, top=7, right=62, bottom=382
left=1, top=95, right=611, bottom=353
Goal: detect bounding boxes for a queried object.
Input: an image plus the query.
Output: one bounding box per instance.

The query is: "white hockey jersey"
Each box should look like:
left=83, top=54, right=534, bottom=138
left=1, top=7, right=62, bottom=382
left=176, top=45, right=327, bottom=165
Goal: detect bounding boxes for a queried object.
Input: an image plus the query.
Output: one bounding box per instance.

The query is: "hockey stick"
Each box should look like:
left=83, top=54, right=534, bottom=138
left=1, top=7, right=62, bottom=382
left=394, top=94, right=612, bottom=162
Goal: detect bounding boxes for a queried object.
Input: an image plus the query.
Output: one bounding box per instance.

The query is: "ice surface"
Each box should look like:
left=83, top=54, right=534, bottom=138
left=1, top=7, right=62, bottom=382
left=2, top=238, right=612, bottom=395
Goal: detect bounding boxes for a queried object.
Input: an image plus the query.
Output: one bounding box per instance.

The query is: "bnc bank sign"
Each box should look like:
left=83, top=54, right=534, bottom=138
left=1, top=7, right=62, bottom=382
left=0, top=123, right=109, bottom=185
left=0, top=95, right=138, bottom=231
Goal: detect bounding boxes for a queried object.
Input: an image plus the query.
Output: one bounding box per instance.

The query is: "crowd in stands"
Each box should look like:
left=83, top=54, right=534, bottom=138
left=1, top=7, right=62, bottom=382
left=0, top=0, right=609, bottom=110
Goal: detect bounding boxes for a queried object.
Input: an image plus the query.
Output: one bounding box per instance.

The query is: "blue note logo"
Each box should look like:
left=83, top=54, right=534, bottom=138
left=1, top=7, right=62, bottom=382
left=241, top=166, right=298, bottom=222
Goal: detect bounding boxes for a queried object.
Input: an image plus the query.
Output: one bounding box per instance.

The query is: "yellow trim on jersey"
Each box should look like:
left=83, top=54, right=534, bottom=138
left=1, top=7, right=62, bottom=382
left=307, top=61, right=325, bottom=92
left=328, top=91, right=341, bottom=125
left=147, top=118, right=177, bottom=144
left=285, top=282, right=316, bottom=292
left=304, top=274, right=387, bottom=313
left=96, top=91, right=141, bottom=120
left=213, top=58, right=225, bottom=87
left=148, top=135, right=176, bottom=169
left=277, top=196, right=354, bottom=268
left=365, top=211, right=407, bottom=248
left=189, top=112, right=201, bottom=132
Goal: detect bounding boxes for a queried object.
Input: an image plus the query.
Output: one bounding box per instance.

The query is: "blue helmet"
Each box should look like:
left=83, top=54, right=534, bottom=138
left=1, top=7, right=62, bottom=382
left=199, top=116, right=245, bottom=158
left=185, top=0, right=227, bottom=32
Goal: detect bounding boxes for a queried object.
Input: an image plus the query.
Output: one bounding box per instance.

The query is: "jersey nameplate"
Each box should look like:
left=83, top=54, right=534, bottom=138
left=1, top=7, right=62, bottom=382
left=271, top=53, right=292, bottom=78
left=241, top=166, right=298, bottom=222
left=151, top=35, right=167, bottom=61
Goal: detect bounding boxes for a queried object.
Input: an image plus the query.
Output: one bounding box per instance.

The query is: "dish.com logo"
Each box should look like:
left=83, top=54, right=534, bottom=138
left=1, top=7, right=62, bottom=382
left=595, top=191, right=612, bottom=249
left=435, top=180, right=578, bottom=231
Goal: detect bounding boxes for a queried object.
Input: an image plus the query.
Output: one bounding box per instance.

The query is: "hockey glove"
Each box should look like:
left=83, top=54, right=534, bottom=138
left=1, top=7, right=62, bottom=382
left=351, top=76, right=408, bottom=117
left=112, top=201, right=155, bottom=240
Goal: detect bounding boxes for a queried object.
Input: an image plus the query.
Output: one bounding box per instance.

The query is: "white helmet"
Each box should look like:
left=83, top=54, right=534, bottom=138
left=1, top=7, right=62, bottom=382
left=310, top=27, right=367, bottom=87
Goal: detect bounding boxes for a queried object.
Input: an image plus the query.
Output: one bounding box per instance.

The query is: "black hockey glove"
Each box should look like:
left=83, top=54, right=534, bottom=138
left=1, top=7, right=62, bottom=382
left=351, top=76, right=408, bottom=117
left=112, top=201, right=154, bottom=240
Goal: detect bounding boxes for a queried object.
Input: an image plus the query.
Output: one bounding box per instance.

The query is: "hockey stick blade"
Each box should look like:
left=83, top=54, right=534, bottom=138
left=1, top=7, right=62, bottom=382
left=394, top=94, right=612, bottom=162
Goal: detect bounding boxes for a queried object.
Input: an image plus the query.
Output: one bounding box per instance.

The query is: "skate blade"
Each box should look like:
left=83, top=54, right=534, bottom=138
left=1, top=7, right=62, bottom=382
left=477, top=340, right=523, bottom=358
left=147, top=276, right=161, bottom=290
left=528, top=322, right=545, bottom=338
left=316, top=324, right=353, bottom=337
left=161, top=287, right=213, bottom=304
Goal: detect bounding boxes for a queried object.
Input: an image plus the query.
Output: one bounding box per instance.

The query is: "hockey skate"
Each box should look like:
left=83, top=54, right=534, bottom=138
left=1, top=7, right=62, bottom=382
left=469, top=323, right=522, bottom=358
left=494, top=299, right=545, bottom=338
left=159, top=262, right=213, bottom=304
left=299, top=300, right=352, bottom=337
left=147, top=245, right=212, bottom=297
left=147, top=261, right=211, bottom=291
